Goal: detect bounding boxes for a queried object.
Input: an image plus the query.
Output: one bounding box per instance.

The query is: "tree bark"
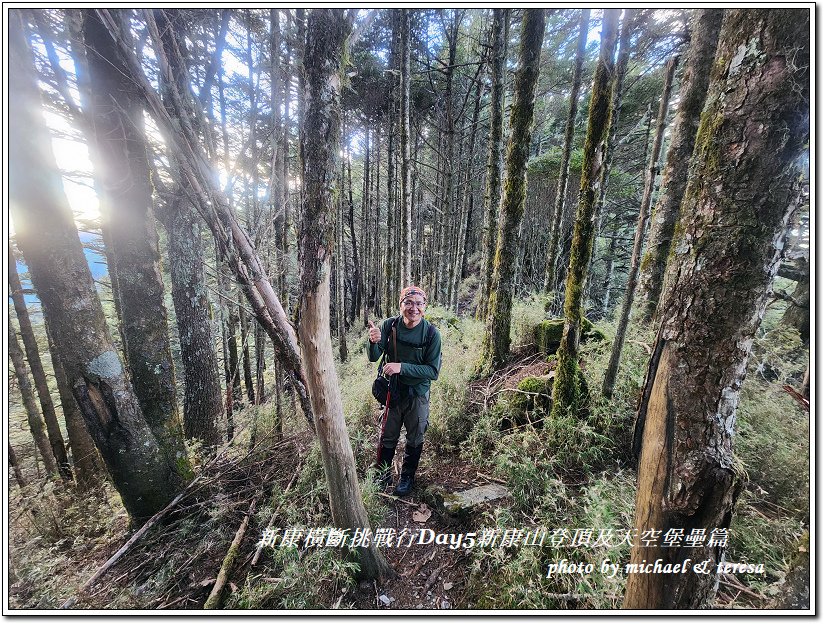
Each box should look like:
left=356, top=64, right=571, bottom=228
left=160, top=195, right=225, bottom=445
left=82, top=9, right=191, bottom=478
left=623, top=9, right=810, bottom=609
left=480, top=9, right=546, bottom=371
left=152, top=11, right=225, bottom=444
left=299, top=8, right=393, bottom=581
left=543, top=9, right=591, bottom=293
left=477, top=9, right=508, bottom=321
left=602, top=55, right=678, bottom=398
left=9, top=324, right=59, bottom=478
left=550, top=9, right=620, bottom=418
left=10, top=9, right=189, bottom=522
left=637, top=9, right=724, bottom=322
left=9, top=248, right=71, bottom=480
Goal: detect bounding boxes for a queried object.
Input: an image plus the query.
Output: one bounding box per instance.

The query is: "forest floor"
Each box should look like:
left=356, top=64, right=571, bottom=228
left=8, top=305, right=809, bottom=612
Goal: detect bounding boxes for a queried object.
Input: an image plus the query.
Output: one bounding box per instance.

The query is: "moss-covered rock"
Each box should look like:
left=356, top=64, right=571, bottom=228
left=534, top=318, right=605, bottom=355
left=513, top=375, right=554, bottom=412
left=534, top=320, right=564, bottom=354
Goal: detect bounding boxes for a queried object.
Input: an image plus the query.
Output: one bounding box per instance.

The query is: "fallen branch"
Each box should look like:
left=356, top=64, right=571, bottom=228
left=377, top=492, right=418, bottom=507
left=204, top=499, right=257, bottom=610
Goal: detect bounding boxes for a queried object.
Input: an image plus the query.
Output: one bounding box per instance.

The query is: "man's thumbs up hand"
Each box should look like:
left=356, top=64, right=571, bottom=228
left=367, top=320, right=381, bottom=344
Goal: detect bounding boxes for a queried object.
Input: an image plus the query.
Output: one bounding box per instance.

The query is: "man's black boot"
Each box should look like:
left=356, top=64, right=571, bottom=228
left=394, top=444, right=423, bottom=497
left=374, top=445, right=395, bottom=489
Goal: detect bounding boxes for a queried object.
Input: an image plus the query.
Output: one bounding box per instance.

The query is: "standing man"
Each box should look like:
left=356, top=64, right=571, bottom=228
left=368, top=286, right=442, bottom=496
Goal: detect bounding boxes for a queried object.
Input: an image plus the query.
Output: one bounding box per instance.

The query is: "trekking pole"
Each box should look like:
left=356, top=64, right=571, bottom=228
left=375, top=387, right=391, bottom=464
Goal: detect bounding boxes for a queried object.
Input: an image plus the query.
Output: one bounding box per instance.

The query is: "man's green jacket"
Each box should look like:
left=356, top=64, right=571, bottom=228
left=368, top=317, right=442, bottom=397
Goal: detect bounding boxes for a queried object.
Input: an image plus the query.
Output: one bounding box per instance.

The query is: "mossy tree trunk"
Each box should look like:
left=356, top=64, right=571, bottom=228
left=637, top=9, right=724, bottom=322
left=601, top=55, right=678, bottom=398
left=9, top=9, right=189, bottom=522
left=477, top=9, right=508, bottom=321
left=623, top=9, right=810, bottom=609
left=543, top=9, right=590, bottom=294
left=480, top=8, right=546, bottom=371
left=550, top=9, right=620, bottom=417
left=299, top=8, right=393, bottom=581
left=154, top=9, right=225, bottom=447
left=589, top=9, right=635, bottom=308
left=82, top=9, right=192, bottom=479
left=9, top=248, right=71, bottom=480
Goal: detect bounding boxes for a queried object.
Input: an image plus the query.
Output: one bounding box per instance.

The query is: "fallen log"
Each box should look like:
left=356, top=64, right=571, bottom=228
left=204, top=499, right=257, bottom=609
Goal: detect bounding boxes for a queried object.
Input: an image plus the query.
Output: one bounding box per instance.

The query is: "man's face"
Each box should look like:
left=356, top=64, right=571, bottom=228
left=400, top=296, right=426, bottom=326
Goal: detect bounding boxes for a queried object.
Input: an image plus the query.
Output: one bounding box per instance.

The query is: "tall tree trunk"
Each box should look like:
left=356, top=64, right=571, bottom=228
left=550, top=9, right=620, bottom=418
left=160, top=195, right=225, bottom=445
left=384, top=11, right=399, bottom=314
left=637, top=9, right=724, bottom=322
left=300, top=8, right=393, bottom=581
left=437, top=10, right=461, bottom=302
left=602, top=55, right=678, bottom=398
left=10, top=9, right=189, bottom=522
left=400, top=8, right=413, bottom=288
left=479, top=9, right=546, bottom=371
left=152, top=11, right=225, bottom=444
left=345, top=141, right=363, bottom=322
left=9, top=324, right=59, bottom=478
left=477, top=9, right=508, bottom=320
left=336, top=162, right=349, bottom=362
left=83, top=9, right=191, bottom=478
left=543, top=9, right=590, bottom=294
left=451, top=71, right=483, bottom=312
left=586, top=9, right=636, bottom=304
left=362, top=126, right=372, bottom=325
left=9, top=248, right=71, bottom=480
left=624, top=9, right=809, bottom=609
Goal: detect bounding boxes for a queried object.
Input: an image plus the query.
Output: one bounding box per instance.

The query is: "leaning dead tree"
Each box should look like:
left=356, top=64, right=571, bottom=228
left=298, top=8, right=394, bottom=581
left=95, top=8, right=315, bottom=424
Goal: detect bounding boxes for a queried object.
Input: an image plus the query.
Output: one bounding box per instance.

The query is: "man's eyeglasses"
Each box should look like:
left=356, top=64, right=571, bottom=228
left=403, top=300, right=426, bottom=309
